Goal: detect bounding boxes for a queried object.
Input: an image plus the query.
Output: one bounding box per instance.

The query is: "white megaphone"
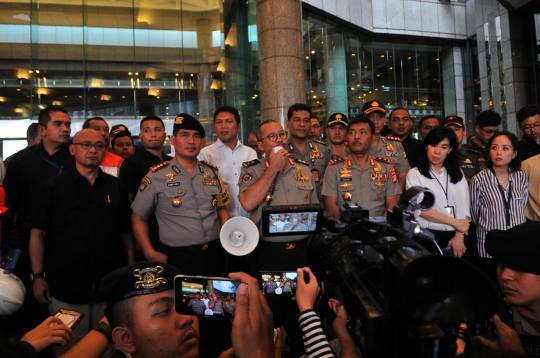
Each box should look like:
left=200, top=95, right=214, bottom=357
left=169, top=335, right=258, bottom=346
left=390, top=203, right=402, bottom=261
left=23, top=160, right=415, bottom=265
left=220, top=217, right=259, bottom=256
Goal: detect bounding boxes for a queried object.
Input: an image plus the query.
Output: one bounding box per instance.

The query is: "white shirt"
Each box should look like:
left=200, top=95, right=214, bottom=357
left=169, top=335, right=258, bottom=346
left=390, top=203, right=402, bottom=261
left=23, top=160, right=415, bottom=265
left=198, top=139, right=257, bottom=217
left=406, top=167, right=470, bottom=231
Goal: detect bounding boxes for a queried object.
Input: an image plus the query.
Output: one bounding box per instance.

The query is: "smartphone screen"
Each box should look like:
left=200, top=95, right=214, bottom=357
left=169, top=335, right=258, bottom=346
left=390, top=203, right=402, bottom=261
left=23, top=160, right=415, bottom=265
left=174, top=275, right=240, bottom=319
left=260, top=271, right=298, bottom=296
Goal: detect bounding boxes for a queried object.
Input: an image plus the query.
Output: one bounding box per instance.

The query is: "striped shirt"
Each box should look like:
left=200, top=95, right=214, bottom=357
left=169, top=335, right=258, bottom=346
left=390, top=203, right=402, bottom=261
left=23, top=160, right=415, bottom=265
left=297, top=309, right=336, bottom=358
left=469, top=169, right=528, bottom=257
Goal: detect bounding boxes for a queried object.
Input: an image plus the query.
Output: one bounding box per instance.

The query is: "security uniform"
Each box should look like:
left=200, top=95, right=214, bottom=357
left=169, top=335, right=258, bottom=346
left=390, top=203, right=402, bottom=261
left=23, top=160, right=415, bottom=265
left=458, top=145, right=485, bottom=180
left=322, top=156, right=401, bottom=217
left=369, top=136, right=411, bottom=178
left=287, top=139, right=330, bottom=200
left=131, top=157, right=229, bottom=276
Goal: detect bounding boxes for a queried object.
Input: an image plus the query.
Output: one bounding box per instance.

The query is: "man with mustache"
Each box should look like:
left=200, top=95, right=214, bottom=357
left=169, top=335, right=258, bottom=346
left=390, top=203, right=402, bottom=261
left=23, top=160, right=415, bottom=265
left=26, top=128, right=134, bottom=355
left=322, top=117, right=401, bottom=219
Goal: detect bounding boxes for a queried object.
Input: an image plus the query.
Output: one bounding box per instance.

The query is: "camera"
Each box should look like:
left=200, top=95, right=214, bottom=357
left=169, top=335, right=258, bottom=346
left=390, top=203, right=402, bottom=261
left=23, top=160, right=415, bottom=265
left=308, top=187, right=498, bottom=358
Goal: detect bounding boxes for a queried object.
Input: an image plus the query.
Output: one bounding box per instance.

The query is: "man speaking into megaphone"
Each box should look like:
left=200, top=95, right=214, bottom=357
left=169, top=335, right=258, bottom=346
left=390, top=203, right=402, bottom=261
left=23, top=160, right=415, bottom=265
left=131, top=114, right=230, bottom=277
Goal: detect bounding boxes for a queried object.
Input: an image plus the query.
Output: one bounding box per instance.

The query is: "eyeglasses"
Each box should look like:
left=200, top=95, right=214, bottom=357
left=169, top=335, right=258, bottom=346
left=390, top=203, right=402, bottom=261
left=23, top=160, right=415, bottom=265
left=72, top=142, right=107, bottom=150
left=479, top=127, right=498, bottom=135
left=262, top=131, right=288, bottom=142
left=521, top=123, right=540, bottom=132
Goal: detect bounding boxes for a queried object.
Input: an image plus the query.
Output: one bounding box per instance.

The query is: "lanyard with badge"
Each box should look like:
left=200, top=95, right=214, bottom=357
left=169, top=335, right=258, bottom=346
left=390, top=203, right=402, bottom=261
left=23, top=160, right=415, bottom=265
left=431, top=168, right=455, bottom=218
left=495, top=174, right=513, bottom=228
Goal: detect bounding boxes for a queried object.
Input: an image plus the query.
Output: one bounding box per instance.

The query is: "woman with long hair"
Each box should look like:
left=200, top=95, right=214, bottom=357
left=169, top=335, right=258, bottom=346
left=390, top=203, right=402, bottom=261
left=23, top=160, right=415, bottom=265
left=406, top=126, right=470, bottom=257
left=469, top=131, right=528, bottom=279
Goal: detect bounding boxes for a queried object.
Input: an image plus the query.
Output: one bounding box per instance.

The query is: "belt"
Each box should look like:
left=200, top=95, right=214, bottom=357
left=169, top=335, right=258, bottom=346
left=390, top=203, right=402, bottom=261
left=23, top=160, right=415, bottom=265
left=260, top=236, right=309, bottom=250
left=161, top=239, right=218, bottom=252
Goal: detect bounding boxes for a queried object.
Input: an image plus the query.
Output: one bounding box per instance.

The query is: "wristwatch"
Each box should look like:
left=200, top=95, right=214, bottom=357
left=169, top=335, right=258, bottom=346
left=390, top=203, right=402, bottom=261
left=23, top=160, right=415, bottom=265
left=93, top=321, right=112, bottom=343
left=30, top=272, right=46, bottom=282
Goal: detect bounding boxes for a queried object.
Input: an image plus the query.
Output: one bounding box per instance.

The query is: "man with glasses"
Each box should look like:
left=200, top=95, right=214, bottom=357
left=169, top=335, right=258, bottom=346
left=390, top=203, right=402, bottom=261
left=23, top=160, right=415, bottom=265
left=325, top=112, right=350, bottom=160
left=362, top=100, right=410, bottom=191
left=25, top=128, right=134, bottom=354
left=286, top=104, right=330, bottom=200
left=198, top=106, right=257, bottom=218
left=131, top=114, right=230, bottom=276
left=467, top=110, right=502, bottom=160
left=239, top=119, right=318, bottom=357
left=517, top=105, right=540, bottom=161
left=83, top=117, right=124, bottom=177
left=248, top=130, right=264, bottom=158
left=389, top=107, right=423, bottom=168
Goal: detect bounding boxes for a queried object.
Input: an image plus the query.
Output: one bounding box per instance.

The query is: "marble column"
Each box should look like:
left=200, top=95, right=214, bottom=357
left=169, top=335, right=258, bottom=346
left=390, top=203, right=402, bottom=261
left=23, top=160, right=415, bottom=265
left=257, top=0, right=305, bottom=125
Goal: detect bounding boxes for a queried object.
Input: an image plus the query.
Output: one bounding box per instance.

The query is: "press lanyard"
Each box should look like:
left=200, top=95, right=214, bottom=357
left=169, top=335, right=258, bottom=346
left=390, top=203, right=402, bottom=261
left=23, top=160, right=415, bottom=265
left=431, top=168, right=449, bottom=206
left=495, top=176, right=512, bottom=227
left=39, top=151, right=63, bottom=174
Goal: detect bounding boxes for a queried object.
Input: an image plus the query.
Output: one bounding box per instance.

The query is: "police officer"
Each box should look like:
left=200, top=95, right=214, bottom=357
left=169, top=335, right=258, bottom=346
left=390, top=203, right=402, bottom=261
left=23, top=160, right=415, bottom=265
left=131, top=113, right=230, bottom=276
left=325, top=112, right=350, bottom=160
left=361, top=100, right=410, bottom=191
left=239, top=119, right=318, bottom=357
left=285, top=103, right=330, bottom=200
left=443, top=116, right=485, bottom=180
left=322, top=117, right=401, bottom=218
left=187, top=292, right=206, bottom=314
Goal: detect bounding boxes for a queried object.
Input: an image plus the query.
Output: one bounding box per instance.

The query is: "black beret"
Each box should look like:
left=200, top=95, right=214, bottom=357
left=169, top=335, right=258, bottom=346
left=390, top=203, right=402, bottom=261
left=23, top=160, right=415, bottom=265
left=327, top=112, right=348, bottom=127
left=100, top=261, right=182, bottom=304
left=361, top=100, right=386, bottom=116
left=485, top=222, right=540, bottom=274
left=173, top=113, right=205, bottom=138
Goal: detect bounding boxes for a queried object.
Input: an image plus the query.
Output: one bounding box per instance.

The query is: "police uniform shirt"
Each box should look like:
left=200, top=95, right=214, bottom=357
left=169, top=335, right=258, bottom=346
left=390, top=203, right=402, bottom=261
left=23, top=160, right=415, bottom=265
left=513, top=307, right=540, bottom=357
left=369, top=136, right=411, bottom=177
left=239, top=158, right=319, bottom=242
left=119, top=148, right=173, bottom=196
left=326, top=143, right=350, bottom=162
left=187, top=298, right=206, bottom=314
left=131, top=158, right=226, bottom=246
left=322, top=157, right=401, bottom=217
left=458, top=145, right=485, bottom=180
left=287, top=139, right=330, bottom=194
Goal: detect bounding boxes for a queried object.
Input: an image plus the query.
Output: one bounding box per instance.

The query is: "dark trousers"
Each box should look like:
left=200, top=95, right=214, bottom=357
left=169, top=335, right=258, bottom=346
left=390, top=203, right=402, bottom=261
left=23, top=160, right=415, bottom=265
left=159, top=240, right=227, bottom=276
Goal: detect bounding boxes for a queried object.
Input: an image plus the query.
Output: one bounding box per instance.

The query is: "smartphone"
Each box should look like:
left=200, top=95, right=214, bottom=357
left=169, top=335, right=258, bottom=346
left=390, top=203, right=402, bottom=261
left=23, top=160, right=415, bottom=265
left=260, top=271, right=299, bottom=296
left=52, top=308, right=84, bottom=330
left=174, top=275, right=240, bottom=319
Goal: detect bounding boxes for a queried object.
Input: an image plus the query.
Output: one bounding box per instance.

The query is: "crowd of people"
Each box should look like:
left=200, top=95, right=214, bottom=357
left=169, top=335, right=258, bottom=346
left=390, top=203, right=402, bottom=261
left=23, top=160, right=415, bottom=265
left=1, top=101, right=540, bottom=357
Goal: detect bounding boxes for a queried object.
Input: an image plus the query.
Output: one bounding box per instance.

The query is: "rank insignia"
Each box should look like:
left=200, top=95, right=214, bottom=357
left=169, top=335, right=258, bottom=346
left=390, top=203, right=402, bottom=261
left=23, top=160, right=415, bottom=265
left=389, top=167, right=398, bottom=183
left=386, top=144, right=395, bottom=151
left=143, top=176, right=151, bottom=185
left=288, top=157, right=295, bottom=166
left=464, top=158, right=472, bottom=164
left=174, top=115, right=184, bottom=124
left=385, top=136, right=401, bottom=142
left=375, top=157, right=391, bottom=164
left=242, top=173, right=252, bottom=182
left=340, top=183, right=352, bottom=188
left=294, top=166, right=309, bottom=181
left=172, top=197, right=182, bottom=208
left=202, top=170, right=217, bottom=186
left=139, top=181, right=147, bottom=191
left=165, top=172, right=176, bottom=182
left=243, top=159, right=260, bottom=168
left=342, top=191, right=352, bottom=202
left=304, top=192, right=309, bottom=200
left=172, top=165, right=181, bottom=174
left=150, top=161, right=169, bottom=172
left=133, top=266, right=167, bottom=289
left=346, top=158, right=353, bottom=167
left=329, top=157, right=345, bottom=165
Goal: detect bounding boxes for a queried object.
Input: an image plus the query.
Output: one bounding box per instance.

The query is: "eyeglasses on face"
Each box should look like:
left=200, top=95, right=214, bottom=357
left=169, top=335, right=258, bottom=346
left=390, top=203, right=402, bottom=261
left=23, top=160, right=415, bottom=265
left=72, top=142, right=107, bottom=150
left=480, top=127, right=498, bottom=135
left=263, top=131, right=288, bottom=142
left=521, top=123, right=540, bottom=132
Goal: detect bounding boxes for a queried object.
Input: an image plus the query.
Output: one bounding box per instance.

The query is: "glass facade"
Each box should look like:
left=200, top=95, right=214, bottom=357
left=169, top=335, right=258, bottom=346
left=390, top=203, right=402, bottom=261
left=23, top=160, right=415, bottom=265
left=302, top=11, right=449, bottom=133
left=0, top=0, right=259, bottom=156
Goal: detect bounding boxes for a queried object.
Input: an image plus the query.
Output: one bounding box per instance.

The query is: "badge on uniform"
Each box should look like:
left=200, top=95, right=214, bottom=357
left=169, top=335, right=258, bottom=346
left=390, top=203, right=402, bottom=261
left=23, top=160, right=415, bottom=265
left=377, top=192, right=383, bottom=198
left=202, top=170, right=217, bottom=186
left=139, top=181, right=147, bottom=191
left=172, top=165, right=181, bottom=174
left=342, top=191, right=352, bottom=202
left=311, top=169, right=320, bottom=182
left=340, top=164, right=352, bottom=178
left=172, top=197, right=182, bottom=208
left=464, top=158, right=472, bottom=164
left=294, top=166, right=309, bottom=181
left=340, top=183, right=352, bottom=188
left=242, top=173, right=252, bottom=182
left=304, top=192, right=309, bottom=200
left=133, top=266, right=167, bottom=289
left=386, top=144, right=395, bottom=151
left=143, top=176, right=152, bottom=184
left=211, top=198, right=218, bottom=207
left=177, top=188, right=184, bottom=195
left=165, top=172, right=176, bottom=182
left=167, top=182, right=180, bottom=187
left=389, top=167, right=398, bottom=184
left=374, top=182, right=384, bottom=188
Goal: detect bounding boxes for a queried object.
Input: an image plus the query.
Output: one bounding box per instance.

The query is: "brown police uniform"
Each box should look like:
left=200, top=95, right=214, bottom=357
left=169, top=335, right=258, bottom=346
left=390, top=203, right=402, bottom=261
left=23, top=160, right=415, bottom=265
left=322, top=156, right=401, bottom=217
left=287, top=139, right=330, bottom=199
left=458, top=145, right=485, bottom=180
left=369, top=135, right=411, bottom=177
left=131, top=157, right=229, bottom=275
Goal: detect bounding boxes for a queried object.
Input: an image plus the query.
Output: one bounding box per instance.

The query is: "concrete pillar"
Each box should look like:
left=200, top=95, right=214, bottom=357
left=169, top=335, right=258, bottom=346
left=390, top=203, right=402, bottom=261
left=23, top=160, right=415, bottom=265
left=324, top=32, right=348, bottom=121
left=257, top=0, right=305, bottom=125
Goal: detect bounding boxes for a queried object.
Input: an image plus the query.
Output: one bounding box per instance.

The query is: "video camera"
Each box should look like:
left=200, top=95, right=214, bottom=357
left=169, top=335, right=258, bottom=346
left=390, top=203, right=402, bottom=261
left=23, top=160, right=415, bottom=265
left=308, top=187, right=497, bottom=358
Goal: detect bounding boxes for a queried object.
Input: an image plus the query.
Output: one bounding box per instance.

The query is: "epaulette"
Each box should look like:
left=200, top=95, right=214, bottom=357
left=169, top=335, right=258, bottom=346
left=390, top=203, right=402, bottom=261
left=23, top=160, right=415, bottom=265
left=150, top=161, right=169, bottom=172
left=374, top=157, right=391, bottom=164
left=242, top=159, right=260, bottom=168
left=329, top=157, right=346, bottom=165
left=201, top=160, right=219, bottom=170
left=313, top=139, right=326, bottom=145
left=295, top=159, right=310, bottom=166
left=385, top=135, right=401, bottom=142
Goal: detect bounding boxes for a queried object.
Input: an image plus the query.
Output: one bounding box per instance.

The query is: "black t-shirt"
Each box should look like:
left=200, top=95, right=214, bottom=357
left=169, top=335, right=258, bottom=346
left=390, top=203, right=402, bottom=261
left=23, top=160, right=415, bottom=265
left=119, top=148, right=172, bottom=196
left=24, top=169, right=131, bottom=303
left=401, top=136, right=424, bottom=168
left=518, top=136, right=540, bottom=162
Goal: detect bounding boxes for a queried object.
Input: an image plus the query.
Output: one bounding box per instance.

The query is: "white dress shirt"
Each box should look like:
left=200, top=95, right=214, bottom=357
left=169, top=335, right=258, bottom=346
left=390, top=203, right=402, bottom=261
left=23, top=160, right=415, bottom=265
left=198, top=139, right=257, bottom=217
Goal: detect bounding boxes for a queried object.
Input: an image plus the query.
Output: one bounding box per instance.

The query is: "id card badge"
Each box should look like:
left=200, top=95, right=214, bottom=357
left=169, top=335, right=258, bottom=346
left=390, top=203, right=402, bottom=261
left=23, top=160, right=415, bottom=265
left=445, top=205, right=455, bottom=218
left=311, top=169, right=320, bottom=182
